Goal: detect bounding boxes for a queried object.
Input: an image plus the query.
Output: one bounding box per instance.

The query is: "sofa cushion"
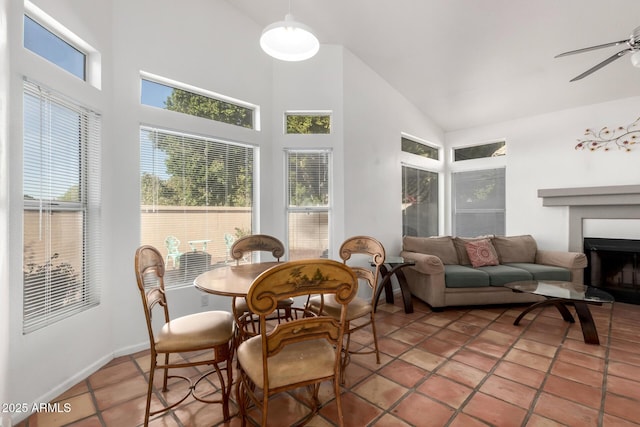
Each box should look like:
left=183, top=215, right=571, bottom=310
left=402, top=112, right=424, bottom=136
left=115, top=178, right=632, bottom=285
left=403, top=236, right=459, bottom=265
left=453, top=236, right=494, bottom=265
left=444, top=265, right=490, bottom=288
left=465, top=239, right=500, bottom=267
left=475, top=265, right=533, bottom=286
left=492, top=235, right=537, bottom=263
left=504, top=263, right=571, bottom=281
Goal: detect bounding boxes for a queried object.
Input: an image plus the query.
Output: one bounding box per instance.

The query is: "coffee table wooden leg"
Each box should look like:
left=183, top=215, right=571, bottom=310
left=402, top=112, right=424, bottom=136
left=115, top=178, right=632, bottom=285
left=394, top=268, right=414, bottom=314
left=573, top=301, right=600, bottom=345
left=513, top=299, right=575, bottom=325
left=550, top=300, right=575, bottom=323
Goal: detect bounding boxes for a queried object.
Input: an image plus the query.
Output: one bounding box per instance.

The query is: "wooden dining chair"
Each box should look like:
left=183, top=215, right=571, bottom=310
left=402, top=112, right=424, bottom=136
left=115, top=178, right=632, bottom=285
left=230, top=234, right=292, bottom=337
left=306, top=235, right=386, bottom=382
left=236, top=259, right=358, bottom=426
left=134, top=245, right=235, bottom=426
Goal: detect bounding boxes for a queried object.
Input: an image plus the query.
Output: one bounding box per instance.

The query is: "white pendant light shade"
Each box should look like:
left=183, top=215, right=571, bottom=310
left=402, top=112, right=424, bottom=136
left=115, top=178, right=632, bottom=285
left=260, top=14, right=319, bottom=61
left=631, top=51, right=640, bottom=68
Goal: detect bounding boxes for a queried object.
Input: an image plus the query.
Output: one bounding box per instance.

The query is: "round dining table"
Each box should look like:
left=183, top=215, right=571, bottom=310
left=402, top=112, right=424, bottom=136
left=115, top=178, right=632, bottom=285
left=194, top=262, right=280, bottom=297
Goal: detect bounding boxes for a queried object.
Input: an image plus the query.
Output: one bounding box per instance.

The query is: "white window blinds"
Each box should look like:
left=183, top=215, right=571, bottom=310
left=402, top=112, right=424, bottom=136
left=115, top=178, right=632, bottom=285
left=140, top=127, right=255, bottom=286
left=402, top=165, right=439, bottom=237
left=452, top=168, right=505, bottom=237
left=286, top=150, right=331, bottom=260
left=23, top=79, right=102, bottom=333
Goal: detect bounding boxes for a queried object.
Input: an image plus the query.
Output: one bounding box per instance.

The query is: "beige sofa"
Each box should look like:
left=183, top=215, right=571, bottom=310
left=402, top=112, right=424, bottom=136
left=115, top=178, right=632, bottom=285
left=399, top=235, right=588, bottom=309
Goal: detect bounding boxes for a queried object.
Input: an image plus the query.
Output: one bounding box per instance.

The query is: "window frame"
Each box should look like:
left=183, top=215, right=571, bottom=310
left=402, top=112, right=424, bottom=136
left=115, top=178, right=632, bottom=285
left=453, top=140, right=506, bottom=162
left=401, top=164, right=439, bottom=237
left=284, top=111, right=332, bottom=134
left=285, top=149, right=332, bottom=260
left=139, top=125, right=257, bottom=288
left=451, top=167, right=506, bottom=237
left=22, top=79, right=102, bottom=333
left=140, top=71, right=259, bottom=130
left=23, top=0, right=101, bottom=89
left=401, top=135, right=439, bottom=160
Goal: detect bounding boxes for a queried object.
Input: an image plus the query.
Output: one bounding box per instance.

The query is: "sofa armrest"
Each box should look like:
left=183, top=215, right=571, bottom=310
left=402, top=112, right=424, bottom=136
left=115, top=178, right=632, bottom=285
left=400, top=251, right=445, bottom=275
left=536, top=250, right=588, bottom=269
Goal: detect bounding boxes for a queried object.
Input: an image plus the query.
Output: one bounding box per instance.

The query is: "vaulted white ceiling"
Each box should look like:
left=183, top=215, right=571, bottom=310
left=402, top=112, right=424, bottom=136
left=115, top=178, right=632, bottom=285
left=226, top=0, right=640, bottom=132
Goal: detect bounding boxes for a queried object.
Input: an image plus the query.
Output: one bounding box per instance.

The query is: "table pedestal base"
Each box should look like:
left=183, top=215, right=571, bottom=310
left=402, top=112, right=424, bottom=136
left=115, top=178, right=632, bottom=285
left=374, top=263, right=414, bottom=313
left=513, top=299, right=601, bottom=345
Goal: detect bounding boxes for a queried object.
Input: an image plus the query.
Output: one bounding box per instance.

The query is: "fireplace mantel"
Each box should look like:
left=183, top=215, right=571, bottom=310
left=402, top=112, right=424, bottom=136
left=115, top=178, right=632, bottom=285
left=538, top=185, right=640, bottom=252
left=538, top=185, right=640, bottom=207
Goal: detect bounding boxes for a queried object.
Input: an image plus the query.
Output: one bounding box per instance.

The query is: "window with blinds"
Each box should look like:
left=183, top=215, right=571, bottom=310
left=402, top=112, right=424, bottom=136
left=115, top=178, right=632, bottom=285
left=23, top=80, right=102, bottom=333
left=286, top=150, right=331, bottom=260
left=402, top=165, right=438, bottom=237
left=140, top=127, right=255, bottom=286
left=452, top=168, right=505, bottom=237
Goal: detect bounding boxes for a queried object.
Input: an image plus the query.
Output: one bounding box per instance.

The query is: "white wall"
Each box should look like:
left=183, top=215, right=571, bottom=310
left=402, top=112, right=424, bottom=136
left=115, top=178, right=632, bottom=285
left=5, top=0, right=114, bottom=412
left=108, top=0, right=273, bottom=352
left=4, top=0, right=638, bottom=422
left=446, top=96, right=640, bottom=250
left=0, top=0, right=11, bottom=424
left=343, top=49, right=445, bottom=257
left=269, top=45, right=346, bottom=257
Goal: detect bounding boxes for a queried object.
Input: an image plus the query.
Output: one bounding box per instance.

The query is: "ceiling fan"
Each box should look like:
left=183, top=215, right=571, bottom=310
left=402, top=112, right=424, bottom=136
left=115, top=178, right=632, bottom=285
left=556, top=25, right=640, bottom=82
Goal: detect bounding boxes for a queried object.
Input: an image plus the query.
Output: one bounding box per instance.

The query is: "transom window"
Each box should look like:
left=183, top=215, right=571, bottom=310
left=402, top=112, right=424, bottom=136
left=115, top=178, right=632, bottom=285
left=454, top=141, right=506, bottom=161
left=285, top=112, right=331, bottom=134
left=401, top=136, right=439, bottom=160
left=141, top=76, right=256, bottom=129
left=23, top=14, right=86, bottom=80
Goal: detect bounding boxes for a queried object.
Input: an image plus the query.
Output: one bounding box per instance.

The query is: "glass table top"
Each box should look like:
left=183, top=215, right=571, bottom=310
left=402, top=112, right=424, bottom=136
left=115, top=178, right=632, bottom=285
left=505, top=280, right=614, bottom=303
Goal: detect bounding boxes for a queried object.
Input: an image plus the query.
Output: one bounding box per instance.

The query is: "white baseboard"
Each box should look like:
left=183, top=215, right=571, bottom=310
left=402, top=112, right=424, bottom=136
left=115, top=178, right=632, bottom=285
left=11, top=341, right=148, bottom=425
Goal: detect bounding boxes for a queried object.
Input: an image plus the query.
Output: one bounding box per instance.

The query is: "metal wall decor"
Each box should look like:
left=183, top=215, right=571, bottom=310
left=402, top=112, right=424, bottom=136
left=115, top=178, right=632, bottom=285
left=576, top=117, right=639, bottom=151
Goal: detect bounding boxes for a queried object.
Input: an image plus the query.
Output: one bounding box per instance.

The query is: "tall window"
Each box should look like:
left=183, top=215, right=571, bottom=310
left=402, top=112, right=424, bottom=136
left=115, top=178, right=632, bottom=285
left=452, top=168, right=505, bottom=236
left=402, top=166, right=438, bottom=237
left=140, top=127, right=255, bottom=286
left=23, top=80, right=102, bottom=333
left=286, top=150, right=331, bottom=260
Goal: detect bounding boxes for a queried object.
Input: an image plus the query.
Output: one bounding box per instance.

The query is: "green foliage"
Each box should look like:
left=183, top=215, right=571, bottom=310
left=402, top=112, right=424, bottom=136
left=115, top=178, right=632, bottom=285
left=288, top=152, right=329, bottom=206
left=165, top=87, right=253, bottom=129
left=286, top=115, right=330, bottom=134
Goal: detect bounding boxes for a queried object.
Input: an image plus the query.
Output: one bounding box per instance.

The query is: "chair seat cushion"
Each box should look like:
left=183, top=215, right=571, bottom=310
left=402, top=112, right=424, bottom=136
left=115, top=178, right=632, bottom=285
left=156, top=311, right=234, bottom=352
left=307, top=295, right=371, bottom=320
left=237, top=336, right=335, bottom=389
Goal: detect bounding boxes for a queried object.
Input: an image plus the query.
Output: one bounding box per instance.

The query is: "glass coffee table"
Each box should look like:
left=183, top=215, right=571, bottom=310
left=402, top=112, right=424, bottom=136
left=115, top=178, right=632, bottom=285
left=504, top=280, right=614, bottom=345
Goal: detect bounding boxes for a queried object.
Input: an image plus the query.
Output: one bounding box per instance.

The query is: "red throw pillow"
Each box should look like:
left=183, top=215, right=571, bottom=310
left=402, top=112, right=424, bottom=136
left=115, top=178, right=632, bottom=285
left=465, top=239, right=499, bottom=268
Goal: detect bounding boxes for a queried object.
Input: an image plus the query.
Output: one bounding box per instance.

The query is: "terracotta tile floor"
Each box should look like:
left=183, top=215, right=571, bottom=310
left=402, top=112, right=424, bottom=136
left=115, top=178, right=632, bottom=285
left=16, top=297, right=640, bottom=427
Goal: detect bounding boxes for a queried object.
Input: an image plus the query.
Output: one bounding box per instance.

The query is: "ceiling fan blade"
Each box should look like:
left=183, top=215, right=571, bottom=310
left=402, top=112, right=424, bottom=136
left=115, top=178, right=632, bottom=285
left=555, top=39, right=629, bottom=58
left=569, top=48, right=633, bottom=82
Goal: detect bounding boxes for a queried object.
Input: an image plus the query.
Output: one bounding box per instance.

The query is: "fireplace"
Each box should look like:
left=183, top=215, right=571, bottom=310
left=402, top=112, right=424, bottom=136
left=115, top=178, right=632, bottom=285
left=538, top=184, right=640, bottom=305
left=584, top=237, right=640, bottom=304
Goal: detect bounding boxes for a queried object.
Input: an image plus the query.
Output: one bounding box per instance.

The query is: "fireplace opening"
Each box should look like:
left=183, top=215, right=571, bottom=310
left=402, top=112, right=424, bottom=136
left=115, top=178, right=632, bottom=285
left=584, top=237, right=640, bottom=305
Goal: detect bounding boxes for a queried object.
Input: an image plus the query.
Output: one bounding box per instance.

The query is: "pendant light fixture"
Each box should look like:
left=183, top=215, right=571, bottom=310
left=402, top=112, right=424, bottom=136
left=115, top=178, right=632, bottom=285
left=260, top=1, right=319, bottom=62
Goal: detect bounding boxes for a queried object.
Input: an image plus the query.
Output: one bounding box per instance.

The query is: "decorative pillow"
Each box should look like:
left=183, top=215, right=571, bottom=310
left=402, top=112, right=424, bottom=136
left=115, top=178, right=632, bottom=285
left=465, top=239, right=500, bottom=268
left=403, top=236, right=459, bottom=264
left=492, top=235, right=537, bottom=263
left=454, top=236, right=494, bottom=265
